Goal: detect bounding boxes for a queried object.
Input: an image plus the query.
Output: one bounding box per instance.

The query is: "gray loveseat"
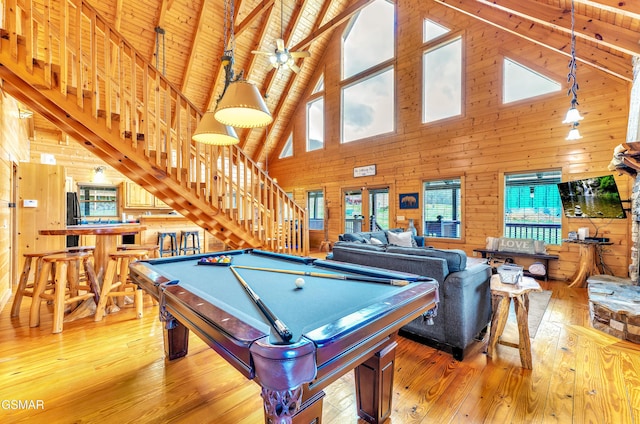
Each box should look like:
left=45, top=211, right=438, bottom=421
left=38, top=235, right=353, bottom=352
left=333, top=230, right=492, bottom=360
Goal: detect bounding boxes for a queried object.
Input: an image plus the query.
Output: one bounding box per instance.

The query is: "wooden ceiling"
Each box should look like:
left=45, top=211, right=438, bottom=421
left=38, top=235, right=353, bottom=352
left=28, top=0, right=640, bottom=164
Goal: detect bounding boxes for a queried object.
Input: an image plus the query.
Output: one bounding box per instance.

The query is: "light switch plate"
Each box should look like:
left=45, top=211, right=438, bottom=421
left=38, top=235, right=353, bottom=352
left=23, top=199, right=38, bottom=208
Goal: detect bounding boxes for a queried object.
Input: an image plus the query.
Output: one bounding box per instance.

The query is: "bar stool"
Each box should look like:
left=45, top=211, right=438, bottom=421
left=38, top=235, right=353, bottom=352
left=95, top=249, right=150, bottom=321
left=117, top=244, right=160, bottom=258
left=180, top=230, right=201, bottom=255
left=30, top=251, right=100, bottom=333
left=11, top=246, right=95, bottom=318
left=157, top=232, right=178, bottom=257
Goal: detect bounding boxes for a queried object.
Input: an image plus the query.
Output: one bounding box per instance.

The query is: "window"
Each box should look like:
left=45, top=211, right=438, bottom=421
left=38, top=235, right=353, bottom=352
left=78, top=184, right=118, bottom=218
left=340, top=0, right=395, bottom=144
left=342, top=68, right=395, bottom=143
left=423, top=19, right=450, bottom=43
left=504, top=170, right=562, bottom=244
left=503, top=58, right=561, bottom=104
left=307, top=190, right=324, bottom=230
left=423, top=178, right=461, bottom=239
left=306, top=98, right=324, bottom=151
left=342, top=0, right=394, bottom=79
left=279, top=132, right=293, bottom=158
left=312, top=74, right=324, bottom=94
left=423, top=37, right=462, bottom=123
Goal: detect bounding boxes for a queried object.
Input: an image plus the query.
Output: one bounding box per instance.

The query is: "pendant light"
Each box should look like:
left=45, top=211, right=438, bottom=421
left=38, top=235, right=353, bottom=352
left=193, top=0, right=271, bottom=145
left=562, top=0, right=583, bottom=140
left=192, top=111, right=239, bottom=145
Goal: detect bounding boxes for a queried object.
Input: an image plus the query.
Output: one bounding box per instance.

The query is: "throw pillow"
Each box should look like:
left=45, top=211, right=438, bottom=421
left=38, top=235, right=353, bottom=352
left=387, top=231, right=413, bottom=247
left=369, top=237, right=384, bottom=245
left=497, top=237, right=536, bottom=254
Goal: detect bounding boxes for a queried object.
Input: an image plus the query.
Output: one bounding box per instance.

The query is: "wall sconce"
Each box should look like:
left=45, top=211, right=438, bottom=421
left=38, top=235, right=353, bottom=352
left=93, top=166, right=106, bottom=183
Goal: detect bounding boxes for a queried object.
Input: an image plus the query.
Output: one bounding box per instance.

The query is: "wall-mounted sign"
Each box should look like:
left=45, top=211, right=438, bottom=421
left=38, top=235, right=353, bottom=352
left=353, top=164, right=376, bottom=178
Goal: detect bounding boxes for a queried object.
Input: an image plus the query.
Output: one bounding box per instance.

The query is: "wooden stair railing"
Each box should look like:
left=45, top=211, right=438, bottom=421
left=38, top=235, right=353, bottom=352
left=0, top=0, right=308, bottom=255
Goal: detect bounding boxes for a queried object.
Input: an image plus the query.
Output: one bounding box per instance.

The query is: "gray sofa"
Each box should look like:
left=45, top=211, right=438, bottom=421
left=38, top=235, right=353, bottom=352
left=332, top=231, right=492, bottom=360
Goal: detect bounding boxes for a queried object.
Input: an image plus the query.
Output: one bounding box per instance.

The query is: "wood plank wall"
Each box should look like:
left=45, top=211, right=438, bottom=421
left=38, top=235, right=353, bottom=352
left=267, top=0, right=633, bottom=281
left=0, top=95, right=31, bottom=310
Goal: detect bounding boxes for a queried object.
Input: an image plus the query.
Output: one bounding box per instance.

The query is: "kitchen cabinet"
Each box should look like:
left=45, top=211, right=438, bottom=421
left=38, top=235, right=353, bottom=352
left=124, top=181, right=155, bottom=208
left=154, top=197, right=171, bottom=209
left=124, top=181, right=172, bottom=209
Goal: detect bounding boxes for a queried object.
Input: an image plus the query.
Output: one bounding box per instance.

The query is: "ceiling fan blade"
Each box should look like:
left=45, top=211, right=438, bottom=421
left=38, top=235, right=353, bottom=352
left=251, top=50, right=273, bottom=56
left=289, top=63, right=301, bottom=74
left=276, top=38, right=286, bottom=51
left=289, top=51, right=310, bottom=58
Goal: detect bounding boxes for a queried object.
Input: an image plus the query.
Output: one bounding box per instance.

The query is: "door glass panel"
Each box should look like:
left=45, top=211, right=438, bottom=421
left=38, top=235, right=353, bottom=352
left=369, top=188, right=389, bottom=231
left=344, top=190, right=363, bottom=233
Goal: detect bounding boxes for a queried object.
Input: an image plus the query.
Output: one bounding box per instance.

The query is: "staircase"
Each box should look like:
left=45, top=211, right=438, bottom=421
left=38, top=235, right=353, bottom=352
left=0, top=0, right=307, bottom=254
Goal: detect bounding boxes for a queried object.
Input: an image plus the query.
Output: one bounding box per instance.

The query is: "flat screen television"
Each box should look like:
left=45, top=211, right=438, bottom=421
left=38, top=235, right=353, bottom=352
left=556, top=175, right=627, bottom=219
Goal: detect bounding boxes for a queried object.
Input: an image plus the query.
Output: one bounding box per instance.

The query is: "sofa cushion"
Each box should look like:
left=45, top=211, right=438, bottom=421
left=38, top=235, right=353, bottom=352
left=332, top=241, right=387, bottom=252
left=369, top=231, right=389, bottom=244
left=386, top=246, right=467, bottom=272
left=341, top=232, right=368, bottom=243
left=387, top=231, right=414, bottom=247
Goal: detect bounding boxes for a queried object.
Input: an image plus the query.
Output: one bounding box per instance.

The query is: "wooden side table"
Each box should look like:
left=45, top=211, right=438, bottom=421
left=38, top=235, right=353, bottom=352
left=487, top=274, right=542, bottom=369
left=564, top=239, right=614, bottom=288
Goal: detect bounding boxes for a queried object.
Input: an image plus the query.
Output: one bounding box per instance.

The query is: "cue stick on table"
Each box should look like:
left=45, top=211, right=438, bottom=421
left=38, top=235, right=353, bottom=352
left=232, top=265, right=411, bottom=286
left=229, top=266, right=293, bottom=343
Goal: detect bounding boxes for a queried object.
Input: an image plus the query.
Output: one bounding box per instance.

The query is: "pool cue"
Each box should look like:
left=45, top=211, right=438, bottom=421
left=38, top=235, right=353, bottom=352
left=229, top=266, right=293, bottom=342
left=232, top=265, right=410, bottom=286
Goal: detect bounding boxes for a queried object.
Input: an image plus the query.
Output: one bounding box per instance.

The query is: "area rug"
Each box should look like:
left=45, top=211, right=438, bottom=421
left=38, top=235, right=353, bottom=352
left=504, top=290, right=552, bottom=339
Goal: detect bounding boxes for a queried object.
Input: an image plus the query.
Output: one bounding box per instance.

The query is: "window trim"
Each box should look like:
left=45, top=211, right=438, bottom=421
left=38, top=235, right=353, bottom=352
left=422, top=175, right=466, bottom=243
left=340, top=65, right=396, bottom=144
left=306, top=97, right=325, bottom=152
left=77, top=183, right=119, bottom=218
left=498, top=52, right=564, bottom=108
left=307, top=189, right=325, bottom=231
left=502, top=169, right=563, bottom=245
left=422, top=34, right=464, bottom=124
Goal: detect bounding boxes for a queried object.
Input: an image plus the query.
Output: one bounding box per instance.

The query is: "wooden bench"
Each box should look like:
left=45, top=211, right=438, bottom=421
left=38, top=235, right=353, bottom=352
left=473, top=249, right=559, bottom=281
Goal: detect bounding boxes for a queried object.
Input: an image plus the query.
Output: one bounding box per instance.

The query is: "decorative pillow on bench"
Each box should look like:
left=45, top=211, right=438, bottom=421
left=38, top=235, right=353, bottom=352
left=487, top=237, right=547, bottom=255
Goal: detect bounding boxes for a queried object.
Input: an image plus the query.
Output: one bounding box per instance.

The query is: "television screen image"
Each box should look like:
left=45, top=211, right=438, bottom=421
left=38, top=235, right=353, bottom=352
left=556, top=175, right=626, bottom=219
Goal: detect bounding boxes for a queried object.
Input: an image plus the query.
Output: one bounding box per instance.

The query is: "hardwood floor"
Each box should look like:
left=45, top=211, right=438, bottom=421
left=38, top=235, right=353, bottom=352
left=1, top=277, right=639, bottom=423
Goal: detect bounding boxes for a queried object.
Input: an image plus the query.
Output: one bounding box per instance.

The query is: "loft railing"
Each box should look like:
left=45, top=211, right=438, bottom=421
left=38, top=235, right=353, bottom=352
left=1, top=0, right=307, bottom=254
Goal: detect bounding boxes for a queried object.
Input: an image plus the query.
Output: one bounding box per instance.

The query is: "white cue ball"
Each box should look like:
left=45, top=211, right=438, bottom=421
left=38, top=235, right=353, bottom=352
left=295, top=277, right=305, bottom=288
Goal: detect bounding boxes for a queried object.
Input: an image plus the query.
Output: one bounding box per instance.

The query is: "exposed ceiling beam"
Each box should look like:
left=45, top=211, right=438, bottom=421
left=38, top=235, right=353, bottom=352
left=254, top=0, right=335, bottom=163
left=435, top=0, right=633, bottom=81
left=574, top=0, right=640, bottom=21
left=290, top=0, right=375, bottom=53
left=477, top=0, right=640, bottom=57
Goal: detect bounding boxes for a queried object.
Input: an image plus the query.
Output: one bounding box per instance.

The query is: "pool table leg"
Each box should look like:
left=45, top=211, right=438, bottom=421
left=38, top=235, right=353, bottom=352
left=157, top=290, right=190, bottom=360
left=354, top=340, right=398, bottom=424
left=163, top=319, right=190, bottom=360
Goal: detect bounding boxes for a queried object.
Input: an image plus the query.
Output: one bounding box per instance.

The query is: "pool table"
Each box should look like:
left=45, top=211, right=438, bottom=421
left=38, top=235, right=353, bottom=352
left=129, top=249, right=438, bottom=424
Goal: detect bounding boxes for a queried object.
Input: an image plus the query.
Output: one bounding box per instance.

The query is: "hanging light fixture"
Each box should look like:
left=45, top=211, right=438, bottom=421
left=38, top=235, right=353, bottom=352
left=192, top=111, right=239, bottom=145
left=193, top=0, right=271, bottom=144
left=562, top=0, right=583, bottom=140
left=214, top=0, right=272, bottom=128
left=215, top=79, right=273, bottom=128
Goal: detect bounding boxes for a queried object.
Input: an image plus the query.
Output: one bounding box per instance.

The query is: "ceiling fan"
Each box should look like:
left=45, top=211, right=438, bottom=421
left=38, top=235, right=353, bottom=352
left=251, top=0, right=310, bottom=73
